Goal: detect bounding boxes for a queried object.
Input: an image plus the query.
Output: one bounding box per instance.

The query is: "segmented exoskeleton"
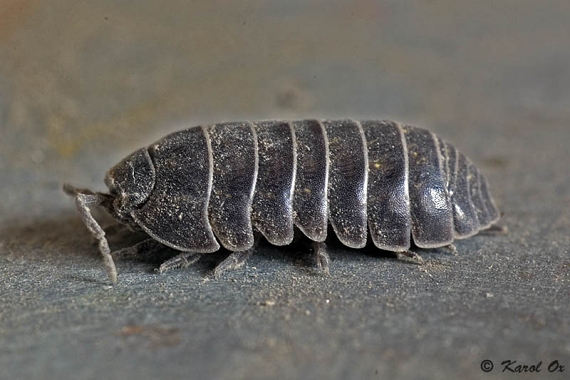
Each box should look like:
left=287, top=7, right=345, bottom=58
left=65, top=120, right=500, bottom=284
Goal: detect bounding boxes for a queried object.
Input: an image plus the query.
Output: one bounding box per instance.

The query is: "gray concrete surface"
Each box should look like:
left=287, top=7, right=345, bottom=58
left=1, top=1, right=568, bottom=379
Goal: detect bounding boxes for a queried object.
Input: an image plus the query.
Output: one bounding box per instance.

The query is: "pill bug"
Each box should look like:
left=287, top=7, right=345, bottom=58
left=64, top=119, right=501, bottom=284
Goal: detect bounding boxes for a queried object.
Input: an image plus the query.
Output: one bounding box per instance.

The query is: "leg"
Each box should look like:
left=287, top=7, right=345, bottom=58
left=158, top=252, right=202, bottom=274
left=313, top=241, right=330, bottom=274
left=395, top=250, right=425, bottom=265
left=113, top=238, right=164, bottom=259
left=445, top=244, right=458, bottom=255
left=213, top=249, right=254, bottom=278
left=104, top=223, right=127, bottom=237
left=65, top=184, right=118, bottom=284
left=481, top=224, right=508, bottom=235
left=212, top=233, right=263, bottom=277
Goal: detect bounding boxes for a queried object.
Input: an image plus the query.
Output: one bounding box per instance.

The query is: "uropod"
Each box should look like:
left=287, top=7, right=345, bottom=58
left=64, top=120, right=501, bottom=284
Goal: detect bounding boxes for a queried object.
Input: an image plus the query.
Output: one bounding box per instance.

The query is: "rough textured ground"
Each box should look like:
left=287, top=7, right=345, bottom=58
left=1, top=1, right=568, bottom=379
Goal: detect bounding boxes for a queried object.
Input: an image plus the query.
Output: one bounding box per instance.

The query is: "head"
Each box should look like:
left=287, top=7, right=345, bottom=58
left=104, top=148, right=156, bottom=223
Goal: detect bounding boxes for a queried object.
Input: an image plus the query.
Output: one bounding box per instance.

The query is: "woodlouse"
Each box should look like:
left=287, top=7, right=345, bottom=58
left=64, top=119, right=501, bottom=284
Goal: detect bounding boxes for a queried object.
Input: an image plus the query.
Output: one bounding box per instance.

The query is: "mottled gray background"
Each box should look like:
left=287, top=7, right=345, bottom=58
left=0, top=1, right=568, bottom=379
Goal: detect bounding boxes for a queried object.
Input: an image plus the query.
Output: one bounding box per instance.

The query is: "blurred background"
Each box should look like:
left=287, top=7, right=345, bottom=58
left=1, top=1, right=569, bottom=379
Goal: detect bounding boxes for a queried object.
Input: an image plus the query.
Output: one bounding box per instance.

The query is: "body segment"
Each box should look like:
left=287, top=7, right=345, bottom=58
left=363, top=120, right=411, bottom=251
left=291, top=120, right=330, bottom=242
left=323, top=120, right=368, bottom=248
left=403, top=125, right=454, bottom=248
left=251, top=120, right=296, bottom=246
left=207, top=122, right=258, bottom=251
left=132, top=126, right=219, bottom=252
